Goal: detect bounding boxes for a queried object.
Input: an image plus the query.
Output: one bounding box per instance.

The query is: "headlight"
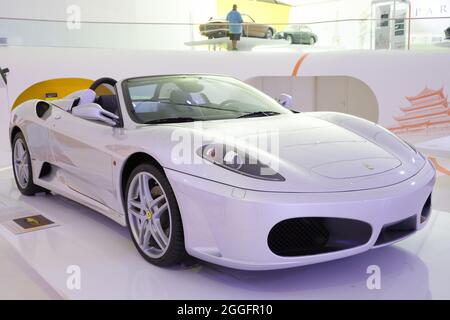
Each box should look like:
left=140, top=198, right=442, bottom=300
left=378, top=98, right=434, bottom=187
left=402, top=139, right=417, bottom=153
left=400, top=139, right=427, bottom=161
left=198, top=144, right=285, bottom=181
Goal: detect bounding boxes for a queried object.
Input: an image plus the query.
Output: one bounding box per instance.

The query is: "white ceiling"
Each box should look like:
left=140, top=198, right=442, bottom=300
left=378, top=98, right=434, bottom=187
left=278, top=0, right=339, bottom=6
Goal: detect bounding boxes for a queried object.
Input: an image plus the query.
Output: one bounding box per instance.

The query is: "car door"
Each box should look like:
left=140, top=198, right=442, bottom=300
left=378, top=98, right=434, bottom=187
left=304, top=26, right=313, bottom=43
left=242, top=14, right=258, bottom=37
left=293, top=25, right=302, bottom=43
left=299, top=25, right=307, bottom=44
left=49, top=106, right=118, bottom=208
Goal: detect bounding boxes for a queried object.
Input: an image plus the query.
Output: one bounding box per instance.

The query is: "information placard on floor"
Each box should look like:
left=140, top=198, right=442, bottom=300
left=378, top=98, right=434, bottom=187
left=2, top=213, right=59, bottom=234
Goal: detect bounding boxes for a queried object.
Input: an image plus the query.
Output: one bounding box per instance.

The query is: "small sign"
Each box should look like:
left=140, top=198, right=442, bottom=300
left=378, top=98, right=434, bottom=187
left=3, top=214, right=59, bottom=234
left=0, top=67, right=8, bottom=87
left=45, top=92, right=58, bottom=100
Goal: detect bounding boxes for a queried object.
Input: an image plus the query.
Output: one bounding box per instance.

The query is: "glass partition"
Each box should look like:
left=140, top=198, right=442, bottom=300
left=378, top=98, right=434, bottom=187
left=0, top=16, right=449, bottom=52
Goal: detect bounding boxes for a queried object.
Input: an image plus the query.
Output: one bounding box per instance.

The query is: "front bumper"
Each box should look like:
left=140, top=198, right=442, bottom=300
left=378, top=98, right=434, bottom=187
left=166, top=161, right=436, bottom=270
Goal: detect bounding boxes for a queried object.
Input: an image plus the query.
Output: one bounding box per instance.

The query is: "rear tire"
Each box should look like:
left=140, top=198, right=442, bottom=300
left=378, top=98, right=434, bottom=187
left=12, top=132, right=46, bottom=195
left=125, top=163, right=187, bottom=267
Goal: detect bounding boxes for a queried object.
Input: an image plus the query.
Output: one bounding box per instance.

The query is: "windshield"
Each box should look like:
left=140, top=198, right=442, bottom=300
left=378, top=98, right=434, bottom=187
left=123, top=75, right=291, bottom=124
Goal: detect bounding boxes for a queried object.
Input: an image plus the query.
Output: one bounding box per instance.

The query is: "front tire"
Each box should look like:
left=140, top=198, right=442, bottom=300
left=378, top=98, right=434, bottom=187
left=12, top=132, right=46, bottom=195
left=286, top=34, right=293, bottom=44
left=125, top=163, right=186, bottom=267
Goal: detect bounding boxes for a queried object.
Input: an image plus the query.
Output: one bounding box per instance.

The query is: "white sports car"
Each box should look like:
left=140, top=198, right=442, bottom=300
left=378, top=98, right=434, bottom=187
left=10, top=75, right=435, bottom=270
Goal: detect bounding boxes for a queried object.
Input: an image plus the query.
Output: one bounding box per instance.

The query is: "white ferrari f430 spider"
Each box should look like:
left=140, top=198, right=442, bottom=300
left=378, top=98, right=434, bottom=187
left=10, top=75, right=435, bottom=270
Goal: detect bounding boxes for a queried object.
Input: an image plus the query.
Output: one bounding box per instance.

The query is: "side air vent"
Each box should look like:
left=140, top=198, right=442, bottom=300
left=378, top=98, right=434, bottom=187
left=36, top=101, right=51, bottom=119
left=39, top=162, right=52, bottom=179
left=268, top=217, right=372, bottom=257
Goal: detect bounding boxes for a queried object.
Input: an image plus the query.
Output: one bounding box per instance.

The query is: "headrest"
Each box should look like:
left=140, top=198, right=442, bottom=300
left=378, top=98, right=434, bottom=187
left=79, top=89, right=96, bottom=105
left=175, top=79, right=204, bottom=93
left=65, top=89, right=96, bottom=106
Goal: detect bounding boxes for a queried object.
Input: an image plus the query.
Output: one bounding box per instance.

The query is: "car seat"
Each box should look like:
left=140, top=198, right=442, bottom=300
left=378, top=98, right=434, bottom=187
left=96, top=95, right=119, bottom=115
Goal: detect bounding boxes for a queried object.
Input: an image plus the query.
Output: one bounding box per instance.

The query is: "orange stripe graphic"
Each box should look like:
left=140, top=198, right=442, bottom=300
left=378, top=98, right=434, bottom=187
left=291, top=53, right=309, bottom=77
left=429, top=157, right=450, bottom=176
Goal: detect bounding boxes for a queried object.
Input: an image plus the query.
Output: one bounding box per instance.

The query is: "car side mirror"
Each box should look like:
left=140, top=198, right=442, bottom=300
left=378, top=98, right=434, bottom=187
left=277, top=93, right=293, bottom=108
left=72, top=103, right=119, bottom=126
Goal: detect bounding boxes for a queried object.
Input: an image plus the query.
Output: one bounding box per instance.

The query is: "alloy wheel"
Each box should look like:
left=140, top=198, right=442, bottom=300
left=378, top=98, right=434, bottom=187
left=127, top=172, right=171, bottom=259
left=13, top=138, right=30, bottom=189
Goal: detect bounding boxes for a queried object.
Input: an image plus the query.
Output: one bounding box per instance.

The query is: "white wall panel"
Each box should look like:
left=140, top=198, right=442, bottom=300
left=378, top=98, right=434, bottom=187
left=0, top=87, right=9, bottom=149
left=248, top=76, right=316, bottom=112
left=0, top=0, right=217, bottom=49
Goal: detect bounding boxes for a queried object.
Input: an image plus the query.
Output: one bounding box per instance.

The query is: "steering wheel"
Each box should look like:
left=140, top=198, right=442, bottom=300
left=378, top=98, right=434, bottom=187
left=89, top=77, right=118, bottom=91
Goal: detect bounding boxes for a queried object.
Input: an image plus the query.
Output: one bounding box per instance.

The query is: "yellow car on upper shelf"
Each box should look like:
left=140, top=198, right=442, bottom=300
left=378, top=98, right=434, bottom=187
left=199, top=14, right=275, bottom=39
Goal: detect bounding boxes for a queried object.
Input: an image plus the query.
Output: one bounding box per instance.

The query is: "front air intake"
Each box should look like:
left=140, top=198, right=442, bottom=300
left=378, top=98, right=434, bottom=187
left=268, top=217, right=372, bottom=257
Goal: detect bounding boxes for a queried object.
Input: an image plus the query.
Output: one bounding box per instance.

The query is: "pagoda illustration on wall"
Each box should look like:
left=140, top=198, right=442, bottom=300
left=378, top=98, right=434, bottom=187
left=388, top=87, right=450, bottom=133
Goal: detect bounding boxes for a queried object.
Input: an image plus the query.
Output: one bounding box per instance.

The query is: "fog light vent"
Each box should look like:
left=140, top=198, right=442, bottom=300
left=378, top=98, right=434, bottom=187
left=375, top=215, right=416, bottom=246
left=421, top=194, right=432, bottom=223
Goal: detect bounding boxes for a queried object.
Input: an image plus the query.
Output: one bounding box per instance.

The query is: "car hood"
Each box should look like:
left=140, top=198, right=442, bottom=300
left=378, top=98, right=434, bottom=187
left=146, top=113, right=424, bottom=192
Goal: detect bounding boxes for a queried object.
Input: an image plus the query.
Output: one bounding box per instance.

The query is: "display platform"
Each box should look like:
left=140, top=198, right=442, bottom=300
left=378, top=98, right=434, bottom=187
left=0, top=151, right=450, bottom=299
left=184, top=37, right=293, bottom=51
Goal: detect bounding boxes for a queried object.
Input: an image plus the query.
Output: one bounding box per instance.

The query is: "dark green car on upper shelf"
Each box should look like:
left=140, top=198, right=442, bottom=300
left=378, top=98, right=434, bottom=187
left=274, top=24, right=318, bottom=45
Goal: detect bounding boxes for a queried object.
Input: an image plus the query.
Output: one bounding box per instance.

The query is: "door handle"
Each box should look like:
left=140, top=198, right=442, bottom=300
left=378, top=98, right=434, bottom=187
left=54, top=115, right=61, bottom=120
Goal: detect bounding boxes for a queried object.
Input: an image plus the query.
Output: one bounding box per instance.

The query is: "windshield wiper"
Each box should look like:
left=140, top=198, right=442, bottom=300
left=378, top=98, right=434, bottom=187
left=237, top=111, right=281, bottom=119
left=144, top=117, right=201, bottom=124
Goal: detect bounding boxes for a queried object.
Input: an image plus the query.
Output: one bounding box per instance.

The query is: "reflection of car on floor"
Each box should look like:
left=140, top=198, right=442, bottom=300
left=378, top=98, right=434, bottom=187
left=274, top=25, right=318, bottom=45
left=199, top=14, right=275, bottom=39
left=445, top=26, right=450, bottom=40
left=10, top=75, right=435, bottom=270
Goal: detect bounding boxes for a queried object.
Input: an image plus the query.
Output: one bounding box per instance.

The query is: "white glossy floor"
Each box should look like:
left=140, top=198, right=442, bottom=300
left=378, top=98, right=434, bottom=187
left=1, top=150, right=450, bottom=300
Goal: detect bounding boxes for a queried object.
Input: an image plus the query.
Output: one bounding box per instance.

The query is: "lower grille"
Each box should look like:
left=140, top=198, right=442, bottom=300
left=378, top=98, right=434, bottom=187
left=268, top=217, right=372, bottom=257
